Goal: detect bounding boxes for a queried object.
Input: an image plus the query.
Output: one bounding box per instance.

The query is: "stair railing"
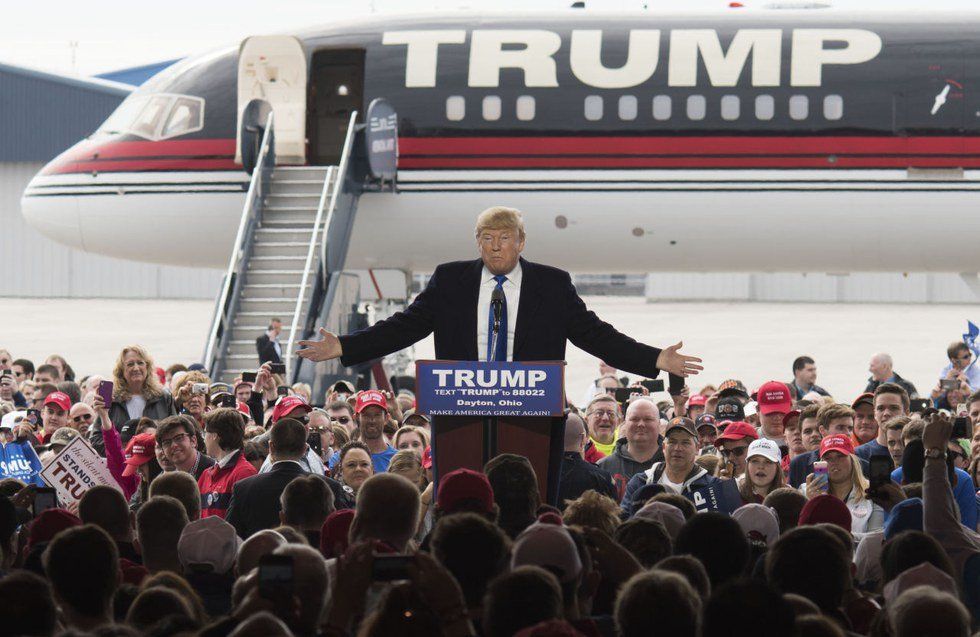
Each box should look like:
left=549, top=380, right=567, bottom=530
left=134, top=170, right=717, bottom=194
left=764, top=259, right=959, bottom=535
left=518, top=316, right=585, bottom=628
left=203, top=112, right=275, bottom=375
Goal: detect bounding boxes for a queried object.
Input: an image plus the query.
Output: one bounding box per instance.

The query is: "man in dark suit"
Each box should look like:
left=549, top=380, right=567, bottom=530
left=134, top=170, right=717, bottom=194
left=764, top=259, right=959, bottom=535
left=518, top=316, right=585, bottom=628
left=226, top=418, right=351, bottom=540
left=255, top=318, right=283, bottom=365
left=298, top=207, right=701, bottom=379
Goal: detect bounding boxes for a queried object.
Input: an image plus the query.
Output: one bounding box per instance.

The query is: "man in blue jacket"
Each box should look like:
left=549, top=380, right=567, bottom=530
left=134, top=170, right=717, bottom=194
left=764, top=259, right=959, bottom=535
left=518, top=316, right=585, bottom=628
left=0, top=415, right=44, bottom=486
left=621, top=417, right=721, bottom=515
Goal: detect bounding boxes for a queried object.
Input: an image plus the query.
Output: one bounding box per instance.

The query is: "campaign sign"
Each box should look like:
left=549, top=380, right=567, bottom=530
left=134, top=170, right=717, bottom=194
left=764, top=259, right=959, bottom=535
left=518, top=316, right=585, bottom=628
left=686, top=479, right=742, bottom=515
left=41, top=435, right=119, bottom=505
left=416, top=360, right=564, bottom=417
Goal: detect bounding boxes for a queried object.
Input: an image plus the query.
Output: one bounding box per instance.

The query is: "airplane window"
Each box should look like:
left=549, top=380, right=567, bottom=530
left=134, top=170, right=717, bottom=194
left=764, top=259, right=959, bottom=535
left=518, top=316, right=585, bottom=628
left=789, top=95, right=809, bottom=121
left=161, top=97, right=204, bottom=140
left=686, top=95, right=706, bottom=121
left=584, top=96, right=603, bottom=121
left=516, top=96, right=536, bottom=121
left=129, top=96, right=172, bottom=140
left=755, top=95, right=775, bottom=121
left=618, top=96, right=637, bottom=121
left=823, top=95, right=843, bottom=121
left=96, top=96, right=150, bottom=136
left=653, top=95, right=671, bottom=121
left=446, top=96, right=465, bottom=121
left=721, top=95, right=740, bottom=121
left=482, top=96, right=502, bottom=121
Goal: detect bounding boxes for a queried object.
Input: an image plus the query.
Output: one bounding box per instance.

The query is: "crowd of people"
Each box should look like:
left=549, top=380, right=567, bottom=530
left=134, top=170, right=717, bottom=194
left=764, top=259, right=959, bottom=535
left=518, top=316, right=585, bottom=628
left=1, top=342, right=980, bottom=636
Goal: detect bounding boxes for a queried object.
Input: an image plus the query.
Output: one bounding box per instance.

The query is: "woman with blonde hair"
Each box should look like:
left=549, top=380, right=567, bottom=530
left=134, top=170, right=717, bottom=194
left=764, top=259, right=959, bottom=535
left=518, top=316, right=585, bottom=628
left=172, top=371, right=210, bottom=427
left=803, top=434, right=884, bottom=536
left=91, top=345, right=176, bottom=455
left=392, top=425, right=429, bottom=458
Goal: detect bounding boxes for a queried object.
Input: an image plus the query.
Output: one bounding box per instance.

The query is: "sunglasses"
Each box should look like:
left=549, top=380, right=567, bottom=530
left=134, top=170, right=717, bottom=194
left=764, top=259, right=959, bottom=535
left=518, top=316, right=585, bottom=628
left=721, top=446, right=748, bottom=458
left=72, top=414, right=93, bottom=423
left=333, top=416, right=351, bottom=425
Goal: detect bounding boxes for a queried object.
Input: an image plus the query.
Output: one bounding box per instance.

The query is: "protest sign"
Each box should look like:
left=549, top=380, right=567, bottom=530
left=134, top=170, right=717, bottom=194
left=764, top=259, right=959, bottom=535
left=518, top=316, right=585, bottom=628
left=687, top=479, right=742, bottom=515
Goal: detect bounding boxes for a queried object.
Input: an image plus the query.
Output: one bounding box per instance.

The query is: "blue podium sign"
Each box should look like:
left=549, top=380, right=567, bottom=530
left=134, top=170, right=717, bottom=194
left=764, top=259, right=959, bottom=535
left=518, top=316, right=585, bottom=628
left=416, top=360, right=565, bottom=417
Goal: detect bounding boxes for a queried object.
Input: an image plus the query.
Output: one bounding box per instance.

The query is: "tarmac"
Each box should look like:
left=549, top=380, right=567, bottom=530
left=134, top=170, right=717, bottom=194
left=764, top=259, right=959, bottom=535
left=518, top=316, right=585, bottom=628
left=4, top=296, right=975, bottom=405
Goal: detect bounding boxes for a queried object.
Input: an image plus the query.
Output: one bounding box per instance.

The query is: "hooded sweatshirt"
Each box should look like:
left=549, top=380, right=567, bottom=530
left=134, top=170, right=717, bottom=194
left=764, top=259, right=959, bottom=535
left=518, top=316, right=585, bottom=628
left=596, top=437, right=663, bottom=501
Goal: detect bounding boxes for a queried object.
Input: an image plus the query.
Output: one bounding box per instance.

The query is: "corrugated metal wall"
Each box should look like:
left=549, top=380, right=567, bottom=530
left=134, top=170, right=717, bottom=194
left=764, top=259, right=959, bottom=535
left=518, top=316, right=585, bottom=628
left=0, top=65, right=129, bottom=162
left=1, top=162, right=223, bottom=299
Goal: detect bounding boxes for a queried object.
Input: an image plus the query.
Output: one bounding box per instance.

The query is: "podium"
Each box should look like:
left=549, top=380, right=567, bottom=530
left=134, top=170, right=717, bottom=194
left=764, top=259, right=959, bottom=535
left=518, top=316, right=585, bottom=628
left=416, top=360, right=566, bottom=505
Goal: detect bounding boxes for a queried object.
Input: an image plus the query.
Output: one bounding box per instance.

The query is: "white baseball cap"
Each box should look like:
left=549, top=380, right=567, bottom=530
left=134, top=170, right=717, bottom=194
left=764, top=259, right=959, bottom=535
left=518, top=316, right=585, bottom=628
left=746, top=438, right=781, bottom=464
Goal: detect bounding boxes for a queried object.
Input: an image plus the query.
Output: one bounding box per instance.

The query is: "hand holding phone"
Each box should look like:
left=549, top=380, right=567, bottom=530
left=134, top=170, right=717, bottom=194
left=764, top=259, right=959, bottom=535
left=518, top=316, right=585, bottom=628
left=868, top=455, right=894, bottom=491
left=241, top=371, right=257, bottom=383
left=97, top=380, right=114, bottom=410
left=192, top=383, right=208, bottom=395
left=33, top=488, right=58, bottom=517
left=812, top=461, right=829, bottom=494
left=270, top=363, right=286, bottom=375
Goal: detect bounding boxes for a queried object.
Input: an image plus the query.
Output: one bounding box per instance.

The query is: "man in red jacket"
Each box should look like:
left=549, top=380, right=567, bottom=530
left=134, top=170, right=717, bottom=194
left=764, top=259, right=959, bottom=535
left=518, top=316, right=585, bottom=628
left=198, top=408, right=257, bottom=519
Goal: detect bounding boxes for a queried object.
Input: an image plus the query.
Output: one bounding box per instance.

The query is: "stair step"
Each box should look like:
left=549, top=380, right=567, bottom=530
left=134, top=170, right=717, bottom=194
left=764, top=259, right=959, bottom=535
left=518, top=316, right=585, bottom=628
left=244, top=270, right=308, bottom=285
left=252, top=242, right=312, bottom=258
left=247, top=256, right=309, bottom=271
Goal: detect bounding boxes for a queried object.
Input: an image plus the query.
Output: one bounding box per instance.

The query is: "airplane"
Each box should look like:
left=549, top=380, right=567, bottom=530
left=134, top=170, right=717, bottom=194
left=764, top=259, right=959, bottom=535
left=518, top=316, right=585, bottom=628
left=20, top=9, right=980, bottom=276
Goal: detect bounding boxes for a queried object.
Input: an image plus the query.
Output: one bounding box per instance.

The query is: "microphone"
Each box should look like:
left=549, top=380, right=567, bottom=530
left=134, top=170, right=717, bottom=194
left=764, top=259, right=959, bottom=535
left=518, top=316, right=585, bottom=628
left=491, top=287, right=504, bottom=329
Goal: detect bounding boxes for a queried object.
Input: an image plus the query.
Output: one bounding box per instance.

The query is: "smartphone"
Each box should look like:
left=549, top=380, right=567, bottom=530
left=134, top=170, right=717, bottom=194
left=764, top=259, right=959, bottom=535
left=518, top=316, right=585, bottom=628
left=270, top=363, right=286, bottom=375
left=219, top=394, right=237, bottom=408
left=640, top=379, right=665, bottom=394
left=307, top=431, right=323, bottom=456
left=909, top=398, right=930, bottom=414
left=868, top=455, right=894, bottom=491
left=242, top=371, right=257, bottom=383
left=33, top=487, right=58, bottom=517
left=372, top=555, right=414, bottom=581
left=953, top=416, right=971, bottom=440
left=941, top=378, right=960, bottom=392
left=813, top=461, right=829, bottom=494
left=98, top=380, right=114, bottom=407
left=192, top=383, right=208, bottom=395
left=0, top=369, right=11, bottom=377
left=277, top=385, right=289, bottom=397
left=613, top=387, right=642, bottom=405
left=258, top=554, right=294, bottom=600
left=25, top=408, right=41, bottom=428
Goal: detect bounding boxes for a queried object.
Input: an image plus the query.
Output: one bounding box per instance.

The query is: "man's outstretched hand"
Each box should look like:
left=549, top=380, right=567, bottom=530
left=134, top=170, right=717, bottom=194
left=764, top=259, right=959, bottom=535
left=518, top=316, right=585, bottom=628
left=656, top=341, right=703, bottom=377
left=296, top=328, right=343, bottom=362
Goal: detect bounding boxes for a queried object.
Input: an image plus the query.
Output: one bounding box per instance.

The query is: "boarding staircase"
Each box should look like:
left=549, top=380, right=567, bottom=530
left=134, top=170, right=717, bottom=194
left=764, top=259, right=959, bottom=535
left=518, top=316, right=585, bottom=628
left=203, top=111, right=366, bottom=394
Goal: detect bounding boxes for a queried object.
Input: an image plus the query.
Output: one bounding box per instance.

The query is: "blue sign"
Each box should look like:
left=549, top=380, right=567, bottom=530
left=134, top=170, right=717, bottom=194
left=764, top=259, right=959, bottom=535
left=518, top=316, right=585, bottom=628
left=416, top=360, right=565, bottom=417
left=686, top=479, right=742, bottom=515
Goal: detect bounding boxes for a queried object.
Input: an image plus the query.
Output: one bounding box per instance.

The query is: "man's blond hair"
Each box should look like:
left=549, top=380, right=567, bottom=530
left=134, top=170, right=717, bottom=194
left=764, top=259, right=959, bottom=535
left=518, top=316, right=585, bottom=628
left=475, top=206, right=525, bottom=240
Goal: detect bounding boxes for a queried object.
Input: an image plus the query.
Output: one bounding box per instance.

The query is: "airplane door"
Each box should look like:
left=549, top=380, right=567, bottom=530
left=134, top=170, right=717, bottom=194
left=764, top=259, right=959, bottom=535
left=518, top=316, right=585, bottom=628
left=901, top=45, right=965, bottom=158
left=309, top=49, right=364, bottom=165
left=237, top=35, right=308, bottom=165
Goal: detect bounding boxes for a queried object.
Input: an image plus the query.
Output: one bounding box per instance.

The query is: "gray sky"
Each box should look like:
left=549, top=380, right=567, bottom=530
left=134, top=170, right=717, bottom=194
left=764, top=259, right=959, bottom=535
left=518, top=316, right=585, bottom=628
left=3, top=0, right=962, bottom=77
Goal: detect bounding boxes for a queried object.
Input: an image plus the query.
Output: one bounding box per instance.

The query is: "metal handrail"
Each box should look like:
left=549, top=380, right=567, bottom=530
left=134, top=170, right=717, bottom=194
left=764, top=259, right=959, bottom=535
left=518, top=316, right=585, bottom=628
left=321, top=112, right=360, bottom=282
left=285, top=165, right=336, bottom=381
left=203, top=111, right=275, bottom=371
left=286, top=111, right=359, bottom=380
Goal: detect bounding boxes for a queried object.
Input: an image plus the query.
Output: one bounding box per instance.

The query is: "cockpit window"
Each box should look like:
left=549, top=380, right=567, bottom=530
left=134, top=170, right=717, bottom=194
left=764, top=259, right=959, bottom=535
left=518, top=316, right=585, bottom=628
left=96, top=93, right=205, bottom=141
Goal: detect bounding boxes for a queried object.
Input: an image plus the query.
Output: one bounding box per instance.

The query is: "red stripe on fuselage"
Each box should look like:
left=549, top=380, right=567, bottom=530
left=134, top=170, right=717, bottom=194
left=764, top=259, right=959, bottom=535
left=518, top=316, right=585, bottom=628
left=40, top=135, right=980, bottom=174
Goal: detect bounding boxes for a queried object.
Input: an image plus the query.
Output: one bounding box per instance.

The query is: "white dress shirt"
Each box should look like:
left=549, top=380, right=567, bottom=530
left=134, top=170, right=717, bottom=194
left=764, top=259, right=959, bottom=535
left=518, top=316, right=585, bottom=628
left=477, top=262, right=522, bottom=362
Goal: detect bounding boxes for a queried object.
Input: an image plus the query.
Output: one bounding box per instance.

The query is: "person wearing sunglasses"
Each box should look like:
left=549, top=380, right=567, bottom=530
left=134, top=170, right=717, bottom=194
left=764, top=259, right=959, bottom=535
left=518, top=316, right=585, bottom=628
left=715, top=421, right=760, bottom=479
left=69, top=402, right=96, bottom=437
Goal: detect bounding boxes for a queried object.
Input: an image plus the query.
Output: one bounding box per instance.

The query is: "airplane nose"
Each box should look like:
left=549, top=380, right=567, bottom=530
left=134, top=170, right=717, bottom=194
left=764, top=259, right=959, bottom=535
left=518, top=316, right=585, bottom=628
left=20, top=167, right=85, bottom=250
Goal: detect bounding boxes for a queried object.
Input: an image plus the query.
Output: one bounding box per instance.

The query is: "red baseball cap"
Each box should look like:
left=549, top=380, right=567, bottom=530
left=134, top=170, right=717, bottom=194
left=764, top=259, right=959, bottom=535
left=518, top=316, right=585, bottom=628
left=237, top=401, right=252, bottom=419
left=271, top=396, right=312, bottom=423
left=820, top=434, right=855, bottom=458
left=43, top=391, right=71, bottom=412
left=687, top=394, right=708, bottom=408
left=123, top=433, right=157, bottom=476
left=436, top=468, right=494, bottom=514
left=715, top=421, right=760, bottom=443
left=851, top=392, right=874, bottom=409
left=355, top=390, right=387, bottom=414
left=757, top=381, right=792, bottom=415
left=782, top=409, right=801, bottom=426
left=799, top=494, right=851, bottom=532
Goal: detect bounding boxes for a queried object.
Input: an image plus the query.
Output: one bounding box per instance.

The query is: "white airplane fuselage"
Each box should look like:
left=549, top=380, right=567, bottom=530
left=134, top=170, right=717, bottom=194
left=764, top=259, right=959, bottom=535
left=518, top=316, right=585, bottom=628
left=21, top=11, right=980, bottom=273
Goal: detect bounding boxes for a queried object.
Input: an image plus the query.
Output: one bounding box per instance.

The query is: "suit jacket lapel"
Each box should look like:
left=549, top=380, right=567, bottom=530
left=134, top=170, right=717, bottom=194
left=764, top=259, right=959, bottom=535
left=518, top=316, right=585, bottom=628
left=460, top=259, right=482, bottom=361
left=513, top=258, right=540, bottom=359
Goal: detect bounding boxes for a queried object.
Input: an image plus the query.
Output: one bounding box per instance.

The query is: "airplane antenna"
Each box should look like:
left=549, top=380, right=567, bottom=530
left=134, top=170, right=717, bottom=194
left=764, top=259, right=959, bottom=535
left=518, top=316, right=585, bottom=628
left=69, top=41, right=78, bottom=74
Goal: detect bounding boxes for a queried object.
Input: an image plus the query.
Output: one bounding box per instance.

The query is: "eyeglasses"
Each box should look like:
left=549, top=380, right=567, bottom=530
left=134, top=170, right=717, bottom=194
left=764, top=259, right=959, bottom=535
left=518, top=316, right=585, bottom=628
left=72, top=414, right=93, bottom=423
left=159, top=432, right=190, bottom=448
left=721, top=446, right=748, bottom=458
left=587, top=409, right=618, bottom=419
